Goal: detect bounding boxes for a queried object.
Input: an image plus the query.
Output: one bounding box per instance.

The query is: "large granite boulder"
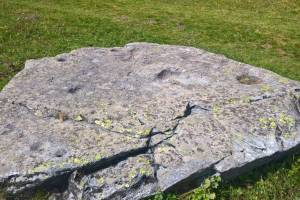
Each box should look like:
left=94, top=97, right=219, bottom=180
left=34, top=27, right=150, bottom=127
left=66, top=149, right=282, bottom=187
left=0, top=43, right=300, bottom=199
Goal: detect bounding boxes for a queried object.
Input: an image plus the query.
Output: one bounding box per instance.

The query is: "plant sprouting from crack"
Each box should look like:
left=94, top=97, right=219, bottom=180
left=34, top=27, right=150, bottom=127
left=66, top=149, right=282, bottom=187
left=151, top=176, right=221, bottom=200
left=189, top=175, right=221, bottom=200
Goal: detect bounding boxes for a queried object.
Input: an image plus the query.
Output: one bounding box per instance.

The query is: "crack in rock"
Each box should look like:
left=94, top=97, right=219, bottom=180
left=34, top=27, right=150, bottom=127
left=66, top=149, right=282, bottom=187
left=249, top=94, right=273, bottom=103
left=174, top=102, right=210, bottom=120
left=14, top=101, right=153, bottom=139
left=3, top=146, right=150, bottom=194
left=275, top=125, right=285, bottom=150
left=292, top=94, right=300, bottom=115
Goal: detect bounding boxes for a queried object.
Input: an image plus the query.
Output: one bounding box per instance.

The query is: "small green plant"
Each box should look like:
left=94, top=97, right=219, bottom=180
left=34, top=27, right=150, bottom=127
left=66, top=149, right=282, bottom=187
left=0, top=190, right=5, bottom=200
left=189, top=176, right=221, bottom=200
left=30, top=190, right=50, bottom=200
left=151, top=176, right=221, bottom=200
left=152, top=192, right=177, bottom=200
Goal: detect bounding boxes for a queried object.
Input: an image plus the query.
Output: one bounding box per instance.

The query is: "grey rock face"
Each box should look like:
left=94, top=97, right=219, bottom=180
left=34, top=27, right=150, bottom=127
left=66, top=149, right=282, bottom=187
left=0, top=43, right=300, bottom=199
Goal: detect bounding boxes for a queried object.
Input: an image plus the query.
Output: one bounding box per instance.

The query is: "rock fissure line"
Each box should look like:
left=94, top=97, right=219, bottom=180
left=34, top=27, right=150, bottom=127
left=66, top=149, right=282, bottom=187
left=15, top=97, right=195, bottom=144
left=249, top=94, right=273, bottom=103
left=152, top=101, right=205, bottom=138
left=275, top=125, right=285, bottom=150
left=241, top=139, right=267, bottom=151
left=13, top=101, right=150, bottom=138
left=174, top=102, right=210, bottom=120
left=14, top=99, right=194, bottom=142
left=4, top=145, right=153, bottom=195
left=292, top=94, right=300, bottom=115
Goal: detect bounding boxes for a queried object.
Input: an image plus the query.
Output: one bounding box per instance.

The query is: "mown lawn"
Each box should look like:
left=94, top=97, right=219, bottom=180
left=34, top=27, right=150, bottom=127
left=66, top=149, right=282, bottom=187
left=0, top=0, right=299, bottom=199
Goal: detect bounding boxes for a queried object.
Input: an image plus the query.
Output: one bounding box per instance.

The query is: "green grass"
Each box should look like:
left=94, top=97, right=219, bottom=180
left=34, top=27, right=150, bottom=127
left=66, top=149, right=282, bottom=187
left=0, top=0, right=299, bottom=199
left=183, top=155, right=300, bottom=200
left=217, top=155, right=300, bottom=200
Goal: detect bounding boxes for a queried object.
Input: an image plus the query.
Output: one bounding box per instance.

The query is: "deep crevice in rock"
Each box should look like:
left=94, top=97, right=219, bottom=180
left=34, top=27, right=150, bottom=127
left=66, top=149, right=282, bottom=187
left=101, top=174, right=156, bottom=200
left=174, top=102, right=210, bottom=120
left=2, top=125, right=167, bottom=199
left=292, top=94, right=300, bottom=115
left=275, top=125, right=284, bottom=150
left=249, top=94, right=272, bottom=103
left=4, top=145, right=152, bottom=198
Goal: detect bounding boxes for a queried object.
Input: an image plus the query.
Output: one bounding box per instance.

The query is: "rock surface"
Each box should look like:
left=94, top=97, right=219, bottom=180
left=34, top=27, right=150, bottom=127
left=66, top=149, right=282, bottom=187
left=0, top=43, right=300, bottom=199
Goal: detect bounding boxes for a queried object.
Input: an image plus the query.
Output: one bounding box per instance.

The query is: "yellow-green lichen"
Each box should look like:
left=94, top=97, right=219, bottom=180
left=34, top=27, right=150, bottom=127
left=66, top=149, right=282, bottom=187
left=57, top=162, right=67, bottom=168
left=74, top=114, right=84, bottom=121
left=259, top=117, right=276, bottom=129
left=226, top=98, right=237, bottom=105
left=78, top=178, right=86, bottom=187
left=137, top=157, right=151, bottom=165
left=101, top=118, right=113, bottom=129
left=121, top=136, right=134, bottom=143
left=241, top=96, right=251, bottom=103
left=278, top=78, right=289, bottom=84
left=282, top=131, right=297, bottom=139
left=129, top=169, right=137, bottom=179
left=143, top=111, right=152, bottom=120
left=260, top=84, right=273, bottom=93
left=98, top=102, right=108, bottom=115
left=139, top=167, right=152, bottom=176
left=224, top=67, right=233, bottom=75
left=233, top=133, right=243, bottom=141
left=124, top=128, right=133, bottom=133
left=67, top=156, right=90, bottom=165
left=128, top=110, right=138, bottom=119
left=212, top=105, right=221, bottom=116
left=34, top=110, right=43, bottom=117
left=279, top=113, right=295, bottom=128
left=96, top=177, right=105, bottom=185
left=115, top=126, right=125, bottom=133
left=95, top=118, right=113, bottom=129
left=115, top=126, right=134, bottom=134
left=116, top=182, right=130, bottom=190
left=259, top=113, right=295, bottom=131
left=30, top=156, right=93, bottom=174
left=271, top=106, right=279, bottom=113
left=136, top=128, right=151, bottom=137
left=95, top=119, right=101, bottom=125
left=95, top=153, right=102, bottom=160
left=156, top=146, right=173, bottom=153
left=31, top=161, right=54, bottom=173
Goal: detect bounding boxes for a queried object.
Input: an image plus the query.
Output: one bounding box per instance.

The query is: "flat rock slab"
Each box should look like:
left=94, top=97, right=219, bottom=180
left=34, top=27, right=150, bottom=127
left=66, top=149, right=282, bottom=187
left=1, top=43, right=300, bottom=199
